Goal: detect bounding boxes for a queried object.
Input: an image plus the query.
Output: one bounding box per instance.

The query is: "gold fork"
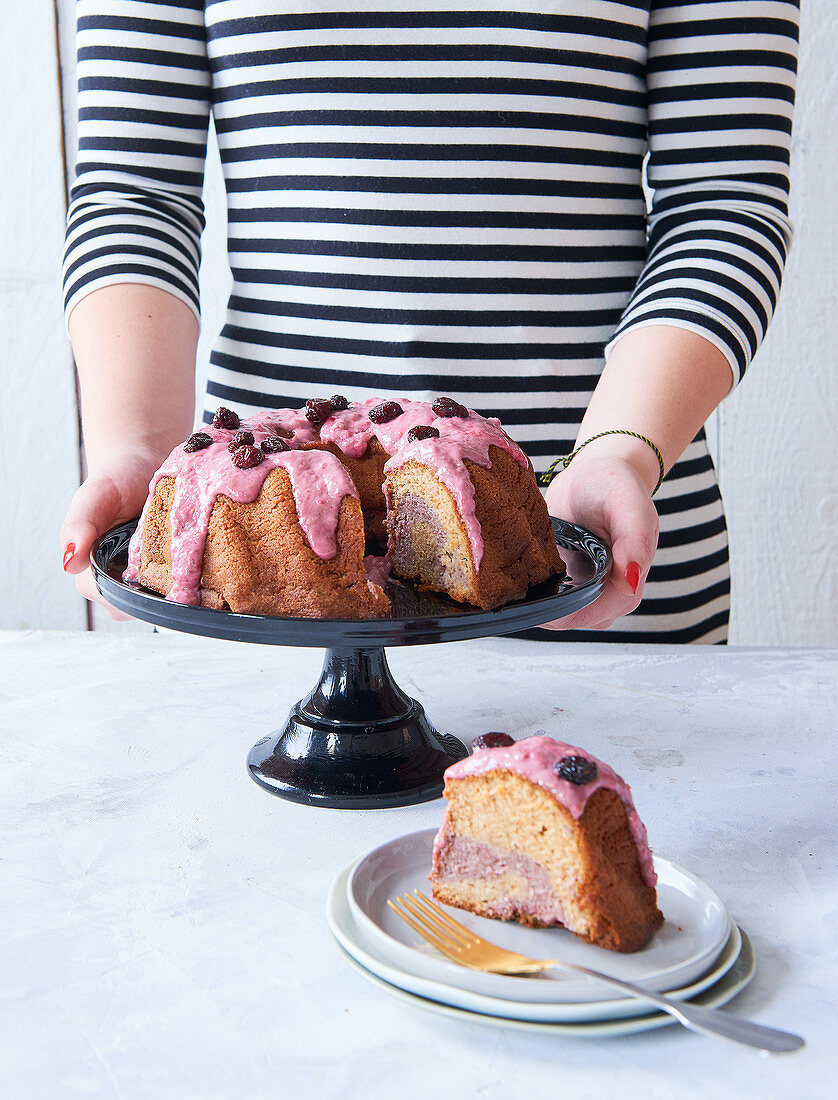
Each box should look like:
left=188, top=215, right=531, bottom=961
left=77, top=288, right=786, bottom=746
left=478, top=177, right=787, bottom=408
left=388, top=891, right=804, bottom=1053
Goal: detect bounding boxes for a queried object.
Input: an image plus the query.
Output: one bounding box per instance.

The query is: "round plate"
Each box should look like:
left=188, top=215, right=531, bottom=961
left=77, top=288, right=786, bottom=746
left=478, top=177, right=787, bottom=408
left=347, top=829, right=731, bottom=1004
left=329, top=863, right=744, bottom=1024
left=91, top=517, right=609, bottom=646
left=333, top=933, right=755, bottom=1038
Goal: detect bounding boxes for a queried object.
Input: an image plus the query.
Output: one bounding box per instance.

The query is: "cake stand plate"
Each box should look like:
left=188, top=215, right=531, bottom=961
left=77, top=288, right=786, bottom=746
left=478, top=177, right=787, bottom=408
left=92, top=519, right=609, bottom=809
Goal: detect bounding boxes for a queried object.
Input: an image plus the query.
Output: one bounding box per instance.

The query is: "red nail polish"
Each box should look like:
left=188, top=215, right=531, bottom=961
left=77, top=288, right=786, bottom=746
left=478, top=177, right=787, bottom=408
left=62, top=543, right=76, bottom=571
left=626, top=561, right=640, bottom=594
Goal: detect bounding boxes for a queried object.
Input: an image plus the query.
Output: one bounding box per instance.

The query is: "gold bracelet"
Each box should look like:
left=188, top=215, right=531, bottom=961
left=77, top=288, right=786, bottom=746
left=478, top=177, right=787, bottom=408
left=539, top=430, right=666, bottom=495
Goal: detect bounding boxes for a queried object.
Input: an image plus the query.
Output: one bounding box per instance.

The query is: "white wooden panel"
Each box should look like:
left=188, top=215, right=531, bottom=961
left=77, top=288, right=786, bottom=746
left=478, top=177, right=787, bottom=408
left=195, top=119, right=232, bottom=426
left=0, top=2, right=85, bottom=629
left=716, top=2, right=838, bottom=646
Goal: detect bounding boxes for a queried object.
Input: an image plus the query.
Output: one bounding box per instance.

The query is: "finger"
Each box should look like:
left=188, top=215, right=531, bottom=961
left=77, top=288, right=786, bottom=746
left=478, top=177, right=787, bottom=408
left=60, top=475, right=124, bottom=574
left=75, top=565, right=134, bottom=622
left=539, top=572, right=642, bottom=632
left=605, top=495, right=659, bottom=601
left=541, top=600, right=633, bottom=632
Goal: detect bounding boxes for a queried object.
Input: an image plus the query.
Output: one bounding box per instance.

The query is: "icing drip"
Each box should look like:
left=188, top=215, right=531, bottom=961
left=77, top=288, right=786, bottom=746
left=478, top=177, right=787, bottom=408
left=124, top=422, right=357, bottom=606
left=318, top=401, right=380, bottom=457
left=442, top=736, right=658, bottom=888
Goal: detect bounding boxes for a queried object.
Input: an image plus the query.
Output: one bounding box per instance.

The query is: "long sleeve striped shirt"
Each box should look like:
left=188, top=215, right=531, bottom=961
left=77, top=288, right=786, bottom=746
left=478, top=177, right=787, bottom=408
left=63, top=0, right=799, bottom=642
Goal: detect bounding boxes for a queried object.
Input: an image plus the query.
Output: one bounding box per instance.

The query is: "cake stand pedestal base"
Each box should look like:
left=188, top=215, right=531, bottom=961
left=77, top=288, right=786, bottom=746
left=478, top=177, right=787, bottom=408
left=92, top=517, right=609, bottom=810
left=246, top=646, right=467, bottom=808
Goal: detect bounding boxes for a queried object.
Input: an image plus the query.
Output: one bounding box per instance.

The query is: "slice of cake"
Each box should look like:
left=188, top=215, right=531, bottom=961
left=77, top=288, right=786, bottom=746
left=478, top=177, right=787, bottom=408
left=430, top=734, right=664, bottom=953
left=382, top=406, right=563, bottom=610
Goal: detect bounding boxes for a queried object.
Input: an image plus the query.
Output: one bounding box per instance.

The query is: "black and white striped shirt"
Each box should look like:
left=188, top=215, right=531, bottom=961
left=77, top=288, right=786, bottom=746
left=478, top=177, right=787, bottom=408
left=63, top=0, right=799, bottom=642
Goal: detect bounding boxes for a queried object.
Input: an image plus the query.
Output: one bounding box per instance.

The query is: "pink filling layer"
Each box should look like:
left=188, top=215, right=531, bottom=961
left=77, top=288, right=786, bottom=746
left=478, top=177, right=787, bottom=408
left=362, top=552, right=392, bottom=590
left=433, top=834, right=568, bottom=926
left=442, top=736, right=657, bottom=888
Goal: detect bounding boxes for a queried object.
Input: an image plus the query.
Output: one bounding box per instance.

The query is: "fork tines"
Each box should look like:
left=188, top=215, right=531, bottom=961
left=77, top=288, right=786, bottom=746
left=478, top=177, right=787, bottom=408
left=387, top=892, right=467, bottom=961
left=388, top=890, right=558, bottom=973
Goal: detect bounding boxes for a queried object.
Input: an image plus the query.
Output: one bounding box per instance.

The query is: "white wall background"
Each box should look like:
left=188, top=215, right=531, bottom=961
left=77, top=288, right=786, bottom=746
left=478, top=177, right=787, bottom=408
left=4, top=1, right=835, bottom=644
left=0, top=1, right=85, bottom=630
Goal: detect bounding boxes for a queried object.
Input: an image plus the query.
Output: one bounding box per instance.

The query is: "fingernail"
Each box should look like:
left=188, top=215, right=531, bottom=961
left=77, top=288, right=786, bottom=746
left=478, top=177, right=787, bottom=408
left=62, top=543, right=76, bottom=571
left=626, top=561, right=640, bottom=594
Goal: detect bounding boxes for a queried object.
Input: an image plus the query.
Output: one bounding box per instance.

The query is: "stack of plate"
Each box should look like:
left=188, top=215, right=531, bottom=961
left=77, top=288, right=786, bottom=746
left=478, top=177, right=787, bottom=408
left=328, top=828, right=754, bottom=1037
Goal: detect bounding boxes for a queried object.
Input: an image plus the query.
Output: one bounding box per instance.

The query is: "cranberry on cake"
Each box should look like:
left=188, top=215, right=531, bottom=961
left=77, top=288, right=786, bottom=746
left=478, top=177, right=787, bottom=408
left=124, top=397, right=564, bottom=618
left=430, top=735, right=664, bottom=953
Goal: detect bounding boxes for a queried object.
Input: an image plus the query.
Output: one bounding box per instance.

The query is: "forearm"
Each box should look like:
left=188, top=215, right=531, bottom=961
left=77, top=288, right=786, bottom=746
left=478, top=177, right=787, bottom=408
left=69, top=284, right=199, bottom=470
left=573, top=325, right=733, bottom=494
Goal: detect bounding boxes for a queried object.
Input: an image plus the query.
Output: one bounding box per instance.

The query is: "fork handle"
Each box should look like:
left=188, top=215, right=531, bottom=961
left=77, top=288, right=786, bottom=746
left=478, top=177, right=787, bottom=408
left=553, top=964, right=803, bottom=1053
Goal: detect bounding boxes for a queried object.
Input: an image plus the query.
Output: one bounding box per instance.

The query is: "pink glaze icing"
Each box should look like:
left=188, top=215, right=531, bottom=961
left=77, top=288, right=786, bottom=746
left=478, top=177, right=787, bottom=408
left=318, top=398, right=442, bottom=457
left=124, top=420, right=357, bottom=605
left=317, top=402, right=378, bottom=458
left=440, top=736, right=657, bottom=888
left=124, top=399, right=531, bottom=604
left=246, top=408, right=319, bottom=445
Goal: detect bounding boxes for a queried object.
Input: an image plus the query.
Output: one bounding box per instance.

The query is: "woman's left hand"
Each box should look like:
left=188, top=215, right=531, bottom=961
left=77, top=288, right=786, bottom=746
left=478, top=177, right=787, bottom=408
left=542, top=450, right=659, bottom=631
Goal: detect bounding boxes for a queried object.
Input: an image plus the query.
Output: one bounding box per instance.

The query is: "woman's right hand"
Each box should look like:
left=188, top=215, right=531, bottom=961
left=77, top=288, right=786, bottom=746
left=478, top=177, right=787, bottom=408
left=59, top=285, right=200, bottom=619
left=59, top=442, right=171, bottom=620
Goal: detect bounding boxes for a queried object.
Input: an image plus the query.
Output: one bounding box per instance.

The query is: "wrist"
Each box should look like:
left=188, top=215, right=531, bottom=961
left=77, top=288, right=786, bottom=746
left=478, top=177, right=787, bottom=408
left=83, top=427, right=187, bottom=476
left=565, top=433, right=662, bottom=497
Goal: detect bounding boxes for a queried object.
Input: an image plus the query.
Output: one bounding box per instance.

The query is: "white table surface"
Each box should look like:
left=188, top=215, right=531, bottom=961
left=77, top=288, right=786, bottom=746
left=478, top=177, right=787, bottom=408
left=1, top=631, right=835, bottom=1099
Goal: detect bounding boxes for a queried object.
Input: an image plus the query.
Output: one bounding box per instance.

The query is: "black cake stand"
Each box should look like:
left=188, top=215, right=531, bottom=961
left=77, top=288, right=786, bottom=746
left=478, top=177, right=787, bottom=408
left=92, top=519, right=609, bottom=810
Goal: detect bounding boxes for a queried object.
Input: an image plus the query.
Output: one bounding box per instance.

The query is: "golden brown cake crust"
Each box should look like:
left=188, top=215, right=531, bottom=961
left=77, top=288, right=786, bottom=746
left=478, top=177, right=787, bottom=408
left=136, top=469, right=388, bottom=618
left=431, top=770, right=664, bottom=953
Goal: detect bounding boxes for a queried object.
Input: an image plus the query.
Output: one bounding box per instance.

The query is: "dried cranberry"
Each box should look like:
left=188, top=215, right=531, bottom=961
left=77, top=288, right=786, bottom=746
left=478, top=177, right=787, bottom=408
left=228, top=430, right=255, bottom=452
left=213, top=406, right=240, bottom=430
left=554, top=755, right=598, bottom=785
left=369, top=401, right=403, bottom=424
left=432, top=396, right=468, bottom=419
left=231, top=444, right=264, bottom=469
left=261, top=435, right=290, bottom=454
left=305, top=398, right=335, bottom=425
left=330, top=394, right=349, bottom=412
left=406, top=425, right=440, bottom=444
left=472, top=732, right=515, bottom=752
left=183, top=432, right=213, bottom=453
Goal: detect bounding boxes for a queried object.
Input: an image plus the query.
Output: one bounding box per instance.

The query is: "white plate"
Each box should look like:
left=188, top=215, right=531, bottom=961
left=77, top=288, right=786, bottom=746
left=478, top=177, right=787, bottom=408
left=329, top=864, right=745, bottom=1024
left=334, top=933, right=755, bottom=1038
left=348, top=828, right=731, bottom=1004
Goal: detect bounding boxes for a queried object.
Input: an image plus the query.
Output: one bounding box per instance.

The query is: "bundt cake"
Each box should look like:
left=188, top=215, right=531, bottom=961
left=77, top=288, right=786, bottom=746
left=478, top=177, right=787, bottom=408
left=123, top=396, right=564, bottom=617
left=430, top=734, right=664, bottom=953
